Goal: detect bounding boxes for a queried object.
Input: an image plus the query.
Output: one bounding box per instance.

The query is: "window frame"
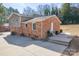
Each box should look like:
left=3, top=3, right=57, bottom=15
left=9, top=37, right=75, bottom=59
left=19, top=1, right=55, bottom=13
left=26, top=24, right=27, bottom=27
left=32, top=22, right=36, bottom=30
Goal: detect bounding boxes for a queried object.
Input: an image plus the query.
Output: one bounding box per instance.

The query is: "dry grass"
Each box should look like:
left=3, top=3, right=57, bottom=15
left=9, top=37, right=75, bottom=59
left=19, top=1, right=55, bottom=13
left=61, top=24, right=79, bottom=36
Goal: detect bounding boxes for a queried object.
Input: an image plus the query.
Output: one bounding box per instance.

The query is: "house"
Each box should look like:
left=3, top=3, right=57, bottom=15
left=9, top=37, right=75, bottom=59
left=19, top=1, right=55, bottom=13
left=8, top=13, right=62, bottom=39
left=21, top=15, right=62, bottom=39
left=0, top=23, right=9, bottom=32
left=7, top=12, right=33, bottom=35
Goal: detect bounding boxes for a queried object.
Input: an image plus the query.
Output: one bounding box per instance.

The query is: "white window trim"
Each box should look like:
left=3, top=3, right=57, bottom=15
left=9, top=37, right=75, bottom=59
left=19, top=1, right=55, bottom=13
left=32, top=22, right=36, bottom=31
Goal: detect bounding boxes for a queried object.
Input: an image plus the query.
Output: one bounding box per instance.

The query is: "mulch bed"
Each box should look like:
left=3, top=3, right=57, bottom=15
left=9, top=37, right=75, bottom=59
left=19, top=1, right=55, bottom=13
left=62, top=35, right=79, bottom=56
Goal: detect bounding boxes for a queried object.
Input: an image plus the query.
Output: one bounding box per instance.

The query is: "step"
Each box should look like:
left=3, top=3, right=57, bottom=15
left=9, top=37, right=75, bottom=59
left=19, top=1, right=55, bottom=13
left=48, top=33, right=72, bottom=46
left=48, top=39, right=69, bottom=46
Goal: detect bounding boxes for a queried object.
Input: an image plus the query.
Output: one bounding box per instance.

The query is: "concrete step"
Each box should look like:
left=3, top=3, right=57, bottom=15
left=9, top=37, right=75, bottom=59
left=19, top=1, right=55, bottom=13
left=48, top=33, right=72, bottom=46
left=48, top=39, right=69, bottom=46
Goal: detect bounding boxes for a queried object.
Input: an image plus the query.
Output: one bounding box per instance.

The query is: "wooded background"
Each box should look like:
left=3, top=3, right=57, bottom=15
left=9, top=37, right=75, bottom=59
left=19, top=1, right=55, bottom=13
left=0, top=3, right=79, bottom=25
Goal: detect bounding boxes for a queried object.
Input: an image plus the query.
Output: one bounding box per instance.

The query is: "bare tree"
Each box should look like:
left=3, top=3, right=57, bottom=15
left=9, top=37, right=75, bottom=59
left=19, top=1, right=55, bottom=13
left=23, top=7, right=36, bottom=16
left=37, top=5, right=44, bottom=16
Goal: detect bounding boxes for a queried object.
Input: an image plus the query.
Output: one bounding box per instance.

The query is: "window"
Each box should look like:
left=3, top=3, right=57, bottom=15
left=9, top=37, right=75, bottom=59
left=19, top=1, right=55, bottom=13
left=32, top=23, right=36, bottom=30
left=26, top=24, right=27, bottom=27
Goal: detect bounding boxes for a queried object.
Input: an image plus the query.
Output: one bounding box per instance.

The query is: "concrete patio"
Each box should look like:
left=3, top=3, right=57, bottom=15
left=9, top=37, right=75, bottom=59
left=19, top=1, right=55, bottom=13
left=0, top=32, right=67, bottom=56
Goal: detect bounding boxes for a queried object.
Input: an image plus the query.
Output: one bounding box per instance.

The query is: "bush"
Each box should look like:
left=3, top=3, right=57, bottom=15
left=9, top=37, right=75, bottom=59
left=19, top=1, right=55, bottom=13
left=60, top=29, right=63, bottom=33
left=20, top=33, right=25, bottom=36
left=11, top=32, right=16, bottom=35
left=31, top=37, right=37, bottom=40
left=55, top=31, right=59, bottom=35
left=47, top=30, right=53, bottom=37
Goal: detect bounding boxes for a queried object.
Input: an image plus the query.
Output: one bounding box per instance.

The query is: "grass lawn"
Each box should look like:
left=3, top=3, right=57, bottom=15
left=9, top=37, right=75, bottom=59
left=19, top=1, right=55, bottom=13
left=61, top=24, right=79, bottom=36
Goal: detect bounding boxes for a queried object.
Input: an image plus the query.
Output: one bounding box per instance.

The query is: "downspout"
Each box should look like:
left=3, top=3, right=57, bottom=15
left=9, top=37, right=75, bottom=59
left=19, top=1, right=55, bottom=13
left=41, top=21, right=43, bottom=39
left=20, top=16, right=21, bottom=27
left=19, top=16, right=22, bottom=34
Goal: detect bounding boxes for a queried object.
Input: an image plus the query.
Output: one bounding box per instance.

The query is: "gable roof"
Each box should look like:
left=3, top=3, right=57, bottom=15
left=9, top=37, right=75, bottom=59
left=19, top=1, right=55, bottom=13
left=22, top=15, right=61, bottom=24
left=7, top=12, right=22, bottom=19
left=7, top=12, right=32, bottom=20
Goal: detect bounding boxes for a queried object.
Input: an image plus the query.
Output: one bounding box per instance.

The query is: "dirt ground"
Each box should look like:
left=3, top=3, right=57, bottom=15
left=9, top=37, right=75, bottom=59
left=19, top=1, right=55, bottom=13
left=61, top=24, right=79, bottom=36
left=61, top=25, right=79, bottom=56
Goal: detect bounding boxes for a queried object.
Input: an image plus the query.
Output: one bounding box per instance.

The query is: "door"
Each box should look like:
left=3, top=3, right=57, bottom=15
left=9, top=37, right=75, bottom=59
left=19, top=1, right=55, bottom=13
left=50, top=22, right=53, bottom=32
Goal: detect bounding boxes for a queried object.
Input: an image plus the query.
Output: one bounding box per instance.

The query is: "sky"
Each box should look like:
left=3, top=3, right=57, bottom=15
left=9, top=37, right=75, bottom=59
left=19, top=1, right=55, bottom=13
left=3, top=3, right=62, bottom=14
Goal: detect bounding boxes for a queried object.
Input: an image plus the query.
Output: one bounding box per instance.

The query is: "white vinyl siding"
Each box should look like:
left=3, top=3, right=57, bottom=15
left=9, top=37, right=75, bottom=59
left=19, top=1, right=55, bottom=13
left=9, top=16, right=21, bottom=27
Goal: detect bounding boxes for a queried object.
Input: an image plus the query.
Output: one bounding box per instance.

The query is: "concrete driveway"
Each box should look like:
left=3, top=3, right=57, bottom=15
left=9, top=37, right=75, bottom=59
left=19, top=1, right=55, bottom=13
left=0, top=32, right=67, bottom=56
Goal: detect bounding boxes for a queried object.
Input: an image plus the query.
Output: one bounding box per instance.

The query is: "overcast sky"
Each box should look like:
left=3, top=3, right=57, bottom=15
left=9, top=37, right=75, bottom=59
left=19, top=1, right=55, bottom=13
left=3, top=3, right=62, bottom=14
